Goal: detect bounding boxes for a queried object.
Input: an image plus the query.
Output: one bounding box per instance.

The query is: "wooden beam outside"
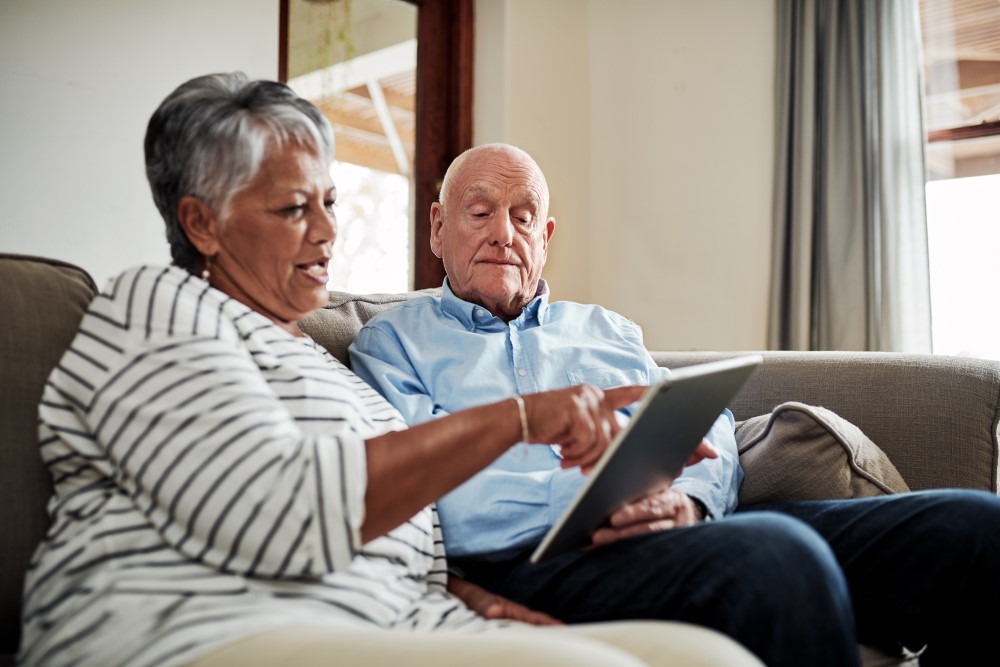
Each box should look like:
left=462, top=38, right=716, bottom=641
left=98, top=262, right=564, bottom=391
left=334, top=138, right=403, bottom=175
left=929, top=118, right=1000, bottom=142
left=314, top=95, right=416, bottom=144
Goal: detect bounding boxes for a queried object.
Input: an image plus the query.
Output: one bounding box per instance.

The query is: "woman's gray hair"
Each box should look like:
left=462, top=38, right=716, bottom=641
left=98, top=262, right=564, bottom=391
left=144, top=72, right=334, bottom=272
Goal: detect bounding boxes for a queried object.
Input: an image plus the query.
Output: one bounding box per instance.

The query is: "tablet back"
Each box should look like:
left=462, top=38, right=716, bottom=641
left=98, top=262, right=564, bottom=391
left=529, top=354, right=762, bottom=563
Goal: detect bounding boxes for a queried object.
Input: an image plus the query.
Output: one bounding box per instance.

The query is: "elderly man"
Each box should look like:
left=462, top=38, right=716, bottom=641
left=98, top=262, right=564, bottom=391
left=349, top=143, right=1000, bottom=667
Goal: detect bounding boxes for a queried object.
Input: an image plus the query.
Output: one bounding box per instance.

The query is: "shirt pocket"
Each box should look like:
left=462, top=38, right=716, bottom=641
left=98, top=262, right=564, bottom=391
left=566, top=366, right=646, bottom=389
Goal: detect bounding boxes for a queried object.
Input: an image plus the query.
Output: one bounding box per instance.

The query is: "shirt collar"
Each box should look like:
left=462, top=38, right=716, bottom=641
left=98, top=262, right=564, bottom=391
left=441, top=278, right=551, bottom=330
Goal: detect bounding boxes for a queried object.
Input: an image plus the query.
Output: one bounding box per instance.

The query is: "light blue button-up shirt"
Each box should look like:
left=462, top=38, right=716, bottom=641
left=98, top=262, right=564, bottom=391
left=349, top=280, right=742, bottom=559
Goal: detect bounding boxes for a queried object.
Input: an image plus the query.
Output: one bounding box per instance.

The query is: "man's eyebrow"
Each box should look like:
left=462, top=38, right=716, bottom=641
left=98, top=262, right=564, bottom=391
left=510, top=188, right=541, bottom=208
left=461, top=184, right=500, bottom=203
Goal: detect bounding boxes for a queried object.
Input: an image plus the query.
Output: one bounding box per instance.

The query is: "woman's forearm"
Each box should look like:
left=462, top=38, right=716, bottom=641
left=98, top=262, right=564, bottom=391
left=361, top=399, right=521, bottom=542
left=360, top=384, right=643, bottom=543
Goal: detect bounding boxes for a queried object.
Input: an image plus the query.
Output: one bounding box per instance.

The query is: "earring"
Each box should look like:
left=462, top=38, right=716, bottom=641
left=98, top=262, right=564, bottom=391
left=201, top=255, right=211, bottom=282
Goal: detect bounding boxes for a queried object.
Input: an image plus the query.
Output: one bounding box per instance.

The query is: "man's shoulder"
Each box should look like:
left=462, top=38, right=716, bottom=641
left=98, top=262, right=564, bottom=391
left=361, top=292, right=442, bottom=330
left=548, top=299, right=639, bottom=330
left=351, top=292, right=448, bottom=361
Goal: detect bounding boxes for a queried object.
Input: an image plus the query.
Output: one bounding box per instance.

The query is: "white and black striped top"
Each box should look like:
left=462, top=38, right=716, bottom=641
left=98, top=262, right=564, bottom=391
left=18, top=266, right=489, bottom=667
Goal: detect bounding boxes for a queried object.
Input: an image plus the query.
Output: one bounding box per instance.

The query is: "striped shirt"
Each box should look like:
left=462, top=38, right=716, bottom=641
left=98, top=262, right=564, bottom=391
left=18, top=265, right=489, bottom=667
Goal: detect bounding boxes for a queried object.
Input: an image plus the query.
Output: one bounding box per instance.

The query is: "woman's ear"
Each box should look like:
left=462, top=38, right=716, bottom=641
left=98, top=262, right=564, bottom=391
left=177, top=195, right=221, bottom=256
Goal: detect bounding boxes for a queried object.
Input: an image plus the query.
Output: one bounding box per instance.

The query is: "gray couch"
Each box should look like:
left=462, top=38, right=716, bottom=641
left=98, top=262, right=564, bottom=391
left=3, top=253, right=998, bottom=665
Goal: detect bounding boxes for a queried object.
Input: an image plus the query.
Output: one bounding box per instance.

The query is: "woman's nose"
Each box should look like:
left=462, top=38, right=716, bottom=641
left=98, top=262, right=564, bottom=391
left=308, top=207, right=336, bottom=245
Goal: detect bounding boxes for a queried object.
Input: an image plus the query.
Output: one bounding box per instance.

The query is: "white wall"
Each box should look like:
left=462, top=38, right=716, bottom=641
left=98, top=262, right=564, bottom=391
left=1, top=0, right=774, bottom=350
left=0, top=0, right=278, bottom=290
left=475, top=0, right=776, bottom=351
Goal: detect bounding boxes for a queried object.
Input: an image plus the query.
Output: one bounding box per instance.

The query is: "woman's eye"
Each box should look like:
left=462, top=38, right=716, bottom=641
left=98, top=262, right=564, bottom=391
left=324, top=199, right=337, bottom=212
left=280, top=204, right=307, bottom=216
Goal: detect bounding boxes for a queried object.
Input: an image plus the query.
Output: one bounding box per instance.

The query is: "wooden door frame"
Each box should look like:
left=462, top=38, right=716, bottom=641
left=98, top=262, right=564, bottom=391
left=279, top=0, right=474, bottom=290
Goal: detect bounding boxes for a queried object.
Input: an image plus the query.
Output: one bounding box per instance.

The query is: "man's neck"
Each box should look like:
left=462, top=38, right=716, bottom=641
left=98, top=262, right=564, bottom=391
left=445, top=278, right=549, bottom=323
left=479, top=296, right=528, bottom=323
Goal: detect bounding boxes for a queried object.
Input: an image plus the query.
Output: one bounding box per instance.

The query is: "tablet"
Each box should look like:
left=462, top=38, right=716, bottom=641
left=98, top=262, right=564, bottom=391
left=529, top=354, right=762, bottom=564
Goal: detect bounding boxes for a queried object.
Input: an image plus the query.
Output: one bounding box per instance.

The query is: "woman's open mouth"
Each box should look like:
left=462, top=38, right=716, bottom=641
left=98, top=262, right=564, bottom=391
left=296, top=258, right=330, bottom=282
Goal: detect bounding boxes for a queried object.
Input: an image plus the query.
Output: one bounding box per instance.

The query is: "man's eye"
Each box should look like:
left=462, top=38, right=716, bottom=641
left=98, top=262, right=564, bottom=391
left=324, top=199, right=337, bottom=212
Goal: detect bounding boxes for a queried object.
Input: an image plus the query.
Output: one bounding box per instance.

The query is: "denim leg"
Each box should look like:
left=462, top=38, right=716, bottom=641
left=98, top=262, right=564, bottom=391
left=452, top=512, right=858, bottom=667
left=753, top=489, right=1000, bottom=663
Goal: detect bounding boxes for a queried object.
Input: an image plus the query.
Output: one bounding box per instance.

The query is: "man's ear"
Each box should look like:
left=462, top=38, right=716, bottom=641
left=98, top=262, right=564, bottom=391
left=543, top=216, right=556, bottom=248
left=429, top=202, right=444, bottom=259
left=177, top=195, right=221, bottom=257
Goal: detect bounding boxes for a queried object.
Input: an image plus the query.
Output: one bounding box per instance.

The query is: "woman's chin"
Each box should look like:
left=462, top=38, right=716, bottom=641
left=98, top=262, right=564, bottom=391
left=298, top=288, right=330, bottom=316
left=271, top=287, right=329, bottom=325
left=290, top=271, right=331, bottom=308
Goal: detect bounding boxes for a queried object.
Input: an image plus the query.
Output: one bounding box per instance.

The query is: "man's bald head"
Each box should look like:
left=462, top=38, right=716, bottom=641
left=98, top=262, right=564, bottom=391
left=439, top=143, right=550, bottom=214
left=430, top=143, right=556, bottom=322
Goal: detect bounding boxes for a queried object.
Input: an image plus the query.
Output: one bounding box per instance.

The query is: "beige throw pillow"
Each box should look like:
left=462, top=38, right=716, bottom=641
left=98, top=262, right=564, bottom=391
left=735, top=402, right=910, bottom=506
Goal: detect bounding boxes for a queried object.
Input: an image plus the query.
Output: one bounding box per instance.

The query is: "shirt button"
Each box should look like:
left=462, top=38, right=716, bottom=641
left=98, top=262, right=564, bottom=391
left=475, top=308, right=485, bottom=317
left=518, top=369, right=527, bottom=377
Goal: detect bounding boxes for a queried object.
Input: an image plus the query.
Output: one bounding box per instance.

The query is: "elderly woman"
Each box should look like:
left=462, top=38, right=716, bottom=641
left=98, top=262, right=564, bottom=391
left=16, top=73, right=760, bottom=667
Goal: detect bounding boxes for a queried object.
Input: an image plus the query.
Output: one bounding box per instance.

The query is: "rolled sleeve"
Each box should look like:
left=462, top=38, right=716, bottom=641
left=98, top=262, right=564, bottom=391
left=671, top=410, right=743, bottom=518
left=91, top=334, right=370, bottom=577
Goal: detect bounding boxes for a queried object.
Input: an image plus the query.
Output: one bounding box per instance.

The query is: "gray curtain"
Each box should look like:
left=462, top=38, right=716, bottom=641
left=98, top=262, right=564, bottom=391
left=769, top=0, right=932, bottom=352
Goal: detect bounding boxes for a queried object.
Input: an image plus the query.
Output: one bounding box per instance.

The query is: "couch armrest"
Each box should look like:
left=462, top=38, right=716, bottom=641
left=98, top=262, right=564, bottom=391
left=650, top=351, right=1000, bottom=494
left=0, top=254, right=98, bottom=659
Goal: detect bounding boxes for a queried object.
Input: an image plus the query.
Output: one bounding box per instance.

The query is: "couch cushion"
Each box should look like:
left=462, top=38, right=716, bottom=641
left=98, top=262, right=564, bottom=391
left=299, top=288, right=440, bottom=367
left=0, top=254, right=97, bottom=656
left=652, top=351, right=1000, bottom=494
left=735, top=402, right=910, bottom=506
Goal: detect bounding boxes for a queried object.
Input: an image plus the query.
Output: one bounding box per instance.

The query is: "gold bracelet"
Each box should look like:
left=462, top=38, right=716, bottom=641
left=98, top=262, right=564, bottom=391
left=512, top=394, right=529, bottom=443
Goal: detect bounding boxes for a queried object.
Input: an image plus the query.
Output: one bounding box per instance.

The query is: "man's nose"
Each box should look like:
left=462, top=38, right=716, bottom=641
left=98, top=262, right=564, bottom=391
left=489, top=212, right=514, bottom=246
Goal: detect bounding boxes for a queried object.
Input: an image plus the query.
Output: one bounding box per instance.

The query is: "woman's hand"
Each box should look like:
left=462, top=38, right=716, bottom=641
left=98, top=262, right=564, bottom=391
left=363, top=384, right=645, bottom=542
left=448, top=578, right=562, bottom=626
left=522, top=384, right=647, bottom=473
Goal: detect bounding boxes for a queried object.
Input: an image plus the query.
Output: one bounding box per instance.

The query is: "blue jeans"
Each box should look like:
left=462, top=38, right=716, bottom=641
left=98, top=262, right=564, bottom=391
left=450, top=489, right=1000, bottom=667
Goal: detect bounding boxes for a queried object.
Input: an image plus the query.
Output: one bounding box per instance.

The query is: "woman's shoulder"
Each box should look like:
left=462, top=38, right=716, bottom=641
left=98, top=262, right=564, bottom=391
left=92, top=264, right=248, bottom=343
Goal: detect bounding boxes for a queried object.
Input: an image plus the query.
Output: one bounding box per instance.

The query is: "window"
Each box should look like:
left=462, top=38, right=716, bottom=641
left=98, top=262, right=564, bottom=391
left=283, top=0, right=417, bottom=293
left=920, top=0, right=1000, bottom=359
left=278, top=0, right=473, bottom=292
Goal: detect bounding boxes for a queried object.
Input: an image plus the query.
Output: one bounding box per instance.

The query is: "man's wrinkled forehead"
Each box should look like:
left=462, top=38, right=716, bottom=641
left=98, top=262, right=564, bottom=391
left=452, top=152, right=547, bottom=207
left=460, top=181, right=543, bottom=210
